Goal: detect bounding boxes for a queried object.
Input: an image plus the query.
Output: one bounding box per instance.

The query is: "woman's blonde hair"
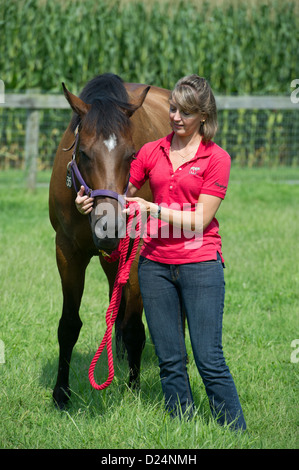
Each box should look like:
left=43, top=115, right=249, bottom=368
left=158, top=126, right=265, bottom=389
left=170, top=74, right=218, bottom=142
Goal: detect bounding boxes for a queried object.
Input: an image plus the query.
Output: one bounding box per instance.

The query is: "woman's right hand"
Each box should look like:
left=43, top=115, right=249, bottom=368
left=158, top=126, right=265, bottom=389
left=75, top=185, right=94, bottom=215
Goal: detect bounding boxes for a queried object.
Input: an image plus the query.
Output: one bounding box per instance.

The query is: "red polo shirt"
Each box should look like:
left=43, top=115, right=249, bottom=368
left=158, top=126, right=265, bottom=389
left=129, top=132, right=231, bottom=264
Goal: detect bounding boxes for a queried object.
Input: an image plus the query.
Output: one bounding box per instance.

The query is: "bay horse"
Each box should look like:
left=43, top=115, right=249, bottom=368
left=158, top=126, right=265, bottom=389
left=49, top=73, right=170, bottom=409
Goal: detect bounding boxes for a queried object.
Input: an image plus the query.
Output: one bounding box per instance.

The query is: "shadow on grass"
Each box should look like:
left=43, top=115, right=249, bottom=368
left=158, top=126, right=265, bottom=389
left=39, top=335, right=166, bottom=417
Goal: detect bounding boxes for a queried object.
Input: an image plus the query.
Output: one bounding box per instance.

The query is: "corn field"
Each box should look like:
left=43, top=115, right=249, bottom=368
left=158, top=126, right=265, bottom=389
left=1, top=0, right=298, bottom=93
left=0, top=0, right=299, bottom=168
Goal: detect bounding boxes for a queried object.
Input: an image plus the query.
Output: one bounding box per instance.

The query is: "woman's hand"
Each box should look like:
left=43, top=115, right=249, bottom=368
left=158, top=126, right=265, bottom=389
left=124, top=196, right=156, bottom=216
left=75, top=185, right=94, bottom=215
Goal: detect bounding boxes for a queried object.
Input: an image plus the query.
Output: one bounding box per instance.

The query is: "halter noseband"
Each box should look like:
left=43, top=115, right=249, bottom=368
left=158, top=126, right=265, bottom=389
left=65, top=125, right=129, bottom=207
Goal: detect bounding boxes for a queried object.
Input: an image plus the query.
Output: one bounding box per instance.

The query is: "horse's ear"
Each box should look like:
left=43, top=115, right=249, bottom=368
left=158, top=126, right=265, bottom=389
left=126, top=85, right=151, bottom=117
left=62, top=83, right=91, bottom=117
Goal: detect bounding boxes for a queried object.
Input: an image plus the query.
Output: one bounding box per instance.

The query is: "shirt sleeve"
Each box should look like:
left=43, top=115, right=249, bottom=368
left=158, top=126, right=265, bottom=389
left=129, top=145, right=150, bottom=190
left=201, top=150, right=231, bottom=199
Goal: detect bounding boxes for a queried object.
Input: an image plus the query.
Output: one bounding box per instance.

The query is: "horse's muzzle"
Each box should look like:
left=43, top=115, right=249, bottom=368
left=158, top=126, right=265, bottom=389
left=90, top=201, right=126, bottom=251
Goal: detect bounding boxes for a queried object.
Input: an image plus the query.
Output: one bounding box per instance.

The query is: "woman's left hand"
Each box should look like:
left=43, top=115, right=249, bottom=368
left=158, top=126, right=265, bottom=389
left=123, top=196, right=154, bottom=215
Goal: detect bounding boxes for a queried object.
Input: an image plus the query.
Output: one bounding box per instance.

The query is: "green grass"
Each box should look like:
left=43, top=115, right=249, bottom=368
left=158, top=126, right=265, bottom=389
left=0, top=166, right=298, bottom=449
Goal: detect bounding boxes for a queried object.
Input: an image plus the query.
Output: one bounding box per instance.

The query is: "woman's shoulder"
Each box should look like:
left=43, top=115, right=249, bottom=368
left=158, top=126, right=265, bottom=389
left=204, top=141, right=231, bottom=165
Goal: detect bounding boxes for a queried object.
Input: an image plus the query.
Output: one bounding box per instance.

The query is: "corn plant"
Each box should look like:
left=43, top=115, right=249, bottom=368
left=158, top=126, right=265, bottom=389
left=0, top=0, right=298, bottom=168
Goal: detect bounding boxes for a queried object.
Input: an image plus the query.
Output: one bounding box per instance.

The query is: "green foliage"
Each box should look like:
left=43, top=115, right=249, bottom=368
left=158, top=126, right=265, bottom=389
left=0, top=0, right=298, bottom=168
left=1, top=0, right=298, bottom=94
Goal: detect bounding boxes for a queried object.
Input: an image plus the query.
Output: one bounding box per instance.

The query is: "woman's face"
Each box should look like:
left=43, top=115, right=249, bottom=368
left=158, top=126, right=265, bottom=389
left=169, top=99, right=203, bottom=138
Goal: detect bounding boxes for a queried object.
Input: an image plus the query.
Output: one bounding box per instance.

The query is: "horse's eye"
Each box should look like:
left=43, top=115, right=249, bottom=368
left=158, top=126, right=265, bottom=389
left=130, top=153, right=136, bottom=161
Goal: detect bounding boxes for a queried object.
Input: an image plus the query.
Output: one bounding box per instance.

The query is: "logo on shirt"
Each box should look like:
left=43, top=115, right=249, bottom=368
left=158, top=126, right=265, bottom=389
left=214, top=181, right=227, bottom=190
left=189, top=166, right=200, bottom=175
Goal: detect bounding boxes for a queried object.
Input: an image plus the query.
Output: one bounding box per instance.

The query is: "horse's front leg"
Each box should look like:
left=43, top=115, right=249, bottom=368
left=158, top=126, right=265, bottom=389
left=122, top=308, right=145, bottom=388
left=53, top=232, right=90, bottom=409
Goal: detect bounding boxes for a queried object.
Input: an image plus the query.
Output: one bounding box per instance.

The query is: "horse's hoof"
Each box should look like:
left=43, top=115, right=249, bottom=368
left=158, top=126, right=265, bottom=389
left=53, top=386, right=71, bottom=410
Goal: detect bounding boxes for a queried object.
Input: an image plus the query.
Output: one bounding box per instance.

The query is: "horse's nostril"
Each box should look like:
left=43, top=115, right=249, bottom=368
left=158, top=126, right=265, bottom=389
left=90, top=202, right=126, bottom=252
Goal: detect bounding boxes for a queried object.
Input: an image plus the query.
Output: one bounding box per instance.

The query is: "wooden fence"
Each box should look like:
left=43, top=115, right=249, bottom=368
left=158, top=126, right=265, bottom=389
left=1, top=93, right=298, bottom=190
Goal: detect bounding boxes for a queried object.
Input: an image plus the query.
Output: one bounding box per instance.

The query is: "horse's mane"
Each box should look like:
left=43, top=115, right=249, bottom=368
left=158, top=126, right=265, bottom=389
left=70, top=73, right=134, bottom=139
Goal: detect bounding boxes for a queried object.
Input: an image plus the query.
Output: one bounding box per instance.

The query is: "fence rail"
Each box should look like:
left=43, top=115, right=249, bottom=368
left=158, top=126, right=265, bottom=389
left=2, top=93, right=296, bottom=110
left=1, top=93, right=298, bottom=190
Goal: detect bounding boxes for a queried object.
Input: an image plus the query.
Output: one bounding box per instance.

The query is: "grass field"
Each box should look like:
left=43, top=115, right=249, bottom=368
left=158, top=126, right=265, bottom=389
left=0, top=166, right=298, bottom=449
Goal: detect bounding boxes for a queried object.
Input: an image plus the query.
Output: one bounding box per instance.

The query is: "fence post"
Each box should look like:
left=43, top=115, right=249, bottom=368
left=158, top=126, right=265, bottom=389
left=24, top=107, right=40, bottom=191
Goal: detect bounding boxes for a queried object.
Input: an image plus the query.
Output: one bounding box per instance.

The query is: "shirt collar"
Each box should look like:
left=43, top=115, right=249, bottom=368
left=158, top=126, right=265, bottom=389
left=160, top=132, right=213, bottom=158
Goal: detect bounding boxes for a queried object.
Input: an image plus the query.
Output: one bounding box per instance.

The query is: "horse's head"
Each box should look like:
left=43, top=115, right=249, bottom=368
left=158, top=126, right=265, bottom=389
left=62, top=75, right=150, bottom=252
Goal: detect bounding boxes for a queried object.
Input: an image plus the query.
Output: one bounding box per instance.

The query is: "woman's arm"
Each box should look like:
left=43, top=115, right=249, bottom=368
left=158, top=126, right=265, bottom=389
left=124, top=193, right=222, bottom=233
left=126, top=182, right=139, bottom=198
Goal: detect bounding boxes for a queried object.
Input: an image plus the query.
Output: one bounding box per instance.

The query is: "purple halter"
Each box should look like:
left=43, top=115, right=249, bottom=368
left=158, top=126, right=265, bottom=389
left=65, top=126, right=129, bottom=207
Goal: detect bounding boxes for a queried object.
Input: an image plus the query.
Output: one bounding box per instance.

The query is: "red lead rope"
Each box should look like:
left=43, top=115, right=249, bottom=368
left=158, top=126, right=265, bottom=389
left=88, top=202, right=141, bottom=390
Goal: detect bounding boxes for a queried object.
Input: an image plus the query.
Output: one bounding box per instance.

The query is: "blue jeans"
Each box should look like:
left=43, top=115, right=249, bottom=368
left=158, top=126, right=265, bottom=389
left=138, top=254, right=246, bottom=431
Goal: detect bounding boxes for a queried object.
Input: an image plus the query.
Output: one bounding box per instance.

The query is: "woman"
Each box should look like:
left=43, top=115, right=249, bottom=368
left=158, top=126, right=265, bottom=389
left=76, top=75, right=246, bottom=431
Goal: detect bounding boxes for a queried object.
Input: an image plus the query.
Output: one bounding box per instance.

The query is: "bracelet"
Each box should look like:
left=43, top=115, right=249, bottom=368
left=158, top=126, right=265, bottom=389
left=152, top=205, right=161, bottom=218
